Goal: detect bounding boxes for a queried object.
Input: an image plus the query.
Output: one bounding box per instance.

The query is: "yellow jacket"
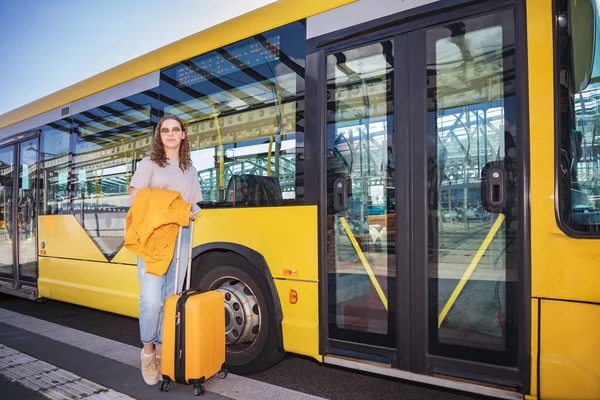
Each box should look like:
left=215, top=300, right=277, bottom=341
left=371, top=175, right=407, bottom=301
left=124, top=188, right=191, bottom=276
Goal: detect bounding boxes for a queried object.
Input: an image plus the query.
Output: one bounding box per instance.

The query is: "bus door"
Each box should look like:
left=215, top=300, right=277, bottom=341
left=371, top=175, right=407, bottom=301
left=322, top=4, right=523, bottom=387
left=0, top=137, right=40, bottom=299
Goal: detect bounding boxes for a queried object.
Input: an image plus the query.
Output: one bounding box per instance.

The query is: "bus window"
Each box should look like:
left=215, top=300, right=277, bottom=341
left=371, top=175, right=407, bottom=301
left=0, top=147, right=14, bottom=274
left=40, top=120, right=71, bottom=215
left=70, top=98, right=155, bottom=259
left=557, top=0, right=600, bottom=234
left=159, top=21, right=306, bottom=207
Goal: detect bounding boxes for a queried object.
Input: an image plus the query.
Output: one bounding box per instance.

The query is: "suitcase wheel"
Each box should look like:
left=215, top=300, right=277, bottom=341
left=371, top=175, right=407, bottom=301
left=193, top=384, right=205, bottom=396
left=159, top=381, right=171, bottom=392
left=218, top=369, right=228, bottom=379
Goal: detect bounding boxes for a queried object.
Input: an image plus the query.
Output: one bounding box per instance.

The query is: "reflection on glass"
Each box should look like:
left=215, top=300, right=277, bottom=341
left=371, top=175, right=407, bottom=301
left=0, top=147, right=14, bottom=276
left=326, top=41, right=396, bottom=347
left=18, top=140, right=38, bottom=280
left=159, top=22, right=306, bottom=206
left=557, top=0, right=600, bottom=233
left=41, top=120, right=71, bottom=215
left=427, top=11, right=518, bottom=366
left=71, top=96, right=155, bottom=260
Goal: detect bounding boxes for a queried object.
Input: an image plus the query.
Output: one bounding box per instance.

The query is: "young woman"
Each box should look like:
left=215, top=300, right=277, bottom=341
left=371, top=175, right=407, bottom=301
left=129, top=115, right=202, bottom=385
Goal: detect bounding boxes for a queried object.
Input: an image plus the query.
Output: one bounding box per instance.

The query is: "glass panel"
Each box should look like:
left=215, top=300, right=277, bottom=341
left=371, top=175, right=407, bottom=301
left=72, top=93, right=157, bottom=260
left=159, top=21, right=306, bottom=207
left=557, top=0, right=600, bottom=233
left=18, top=139, right=38, bottom=280
left=41, top=120, right=72, bottom=215
left=426, top=11, right=519, bottom=366
left=326, top=41, right=396, bottom=347
left=0, top=146, right=14, bottom=277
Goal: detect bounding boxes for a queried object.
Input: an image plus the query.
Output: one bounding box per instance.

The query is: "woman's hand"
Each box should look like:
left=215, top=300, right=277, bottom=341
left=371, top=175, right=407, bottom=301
left=190, top=204, right=201, bottom=221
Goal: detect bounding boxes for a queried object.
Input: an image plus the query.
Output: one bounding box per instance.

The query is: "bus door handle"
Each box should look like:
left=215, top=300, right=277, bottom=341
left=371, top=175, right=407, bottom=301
left=333, top=177, right=351, bottom=212
left=481, top=162, right=507, bottom=212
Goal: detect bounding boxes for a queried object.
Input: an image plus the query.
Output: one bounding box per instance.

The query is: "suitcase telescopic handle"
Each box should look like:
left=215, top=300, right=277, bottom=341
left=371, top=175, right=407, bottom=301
left=185, top=219, right=194, bottom=291
left=174, top=219, right=195, bottom=296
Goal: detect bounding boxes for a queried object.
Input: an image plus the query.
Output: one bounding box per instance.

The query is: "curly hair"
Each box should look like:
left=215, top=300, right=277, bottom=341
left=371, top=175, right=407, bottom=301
left=150, top=115, right=192, bottom=172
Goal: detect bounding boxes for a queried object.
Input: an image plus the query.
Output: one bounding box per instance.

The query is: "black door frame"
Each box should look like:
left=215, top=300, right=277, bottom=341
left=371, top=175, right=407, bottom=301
left=307, top=0, right=530, bottom=392
left=0, top=132, right=41, bottom=292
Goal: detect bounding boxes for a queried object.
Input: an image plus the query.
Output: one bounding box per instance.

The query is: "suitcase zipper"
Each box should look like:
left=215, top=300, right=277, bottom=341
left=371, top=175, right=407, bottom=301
left=175, top=294, right=188, bottom=383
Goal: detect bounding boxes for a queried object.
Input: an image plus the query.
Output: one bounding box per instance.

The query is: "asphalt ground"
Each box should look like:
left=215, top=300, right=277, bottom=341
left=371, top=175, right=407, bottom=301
left=0, top=373, right=48, bottom=399
left=0, top=296, right=497, bottom=400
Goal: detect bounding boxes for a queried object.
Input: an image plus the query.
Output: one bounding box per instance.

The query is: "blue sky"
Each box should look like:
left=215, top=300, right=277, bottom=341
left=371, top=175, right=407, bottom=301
left=0, top=0, right=276, bottom=116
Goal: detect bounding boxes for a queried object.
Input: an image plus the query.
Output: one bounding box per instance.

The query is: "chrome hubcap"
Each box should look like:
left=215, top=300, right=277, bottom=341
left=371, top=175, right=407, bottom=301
left=211, top=277, right=260, bottom=349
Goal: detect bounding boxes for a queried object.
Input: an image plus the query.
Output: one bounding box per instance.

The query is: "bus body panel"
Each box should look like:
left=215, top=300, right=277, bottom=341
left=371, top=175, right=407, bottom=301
left=530, top=298, right=539, bottom=399
left=274, top=278, right=320, bottom=361
left=37, top=205, right=320, bottom=358
left=527, top=0, right=600, bottom=307
left=527, top=0, right=600, bottom=398
left=38, top=257, right=139, bottom=318
left=527, top=0, right=600, bottom=305
left=193, top=206, right=319, bottom=282
left=38, top=215, right=108, bottom=263
left=306, top=0, right=439, bottom=39
left=111, top=245, right=137, bottom=265
left=540, top=300, right=600, bottom=399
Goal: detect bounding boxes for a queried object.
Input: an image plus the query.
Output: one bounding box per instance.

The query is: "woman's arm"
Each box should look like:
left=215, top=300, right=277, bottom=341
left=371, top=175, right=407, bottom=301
left=129, top=158, right=152, bottom=207
left=130, top=186, right=140, bottom=206
left=189, top=166, right=203, bottom=220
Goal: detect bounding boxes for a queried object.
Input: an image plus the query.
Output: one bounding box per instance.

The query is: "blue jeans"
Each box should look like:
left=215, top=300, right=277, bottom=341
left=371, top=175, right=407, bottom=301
left=137, top=224, right=191, bottom=346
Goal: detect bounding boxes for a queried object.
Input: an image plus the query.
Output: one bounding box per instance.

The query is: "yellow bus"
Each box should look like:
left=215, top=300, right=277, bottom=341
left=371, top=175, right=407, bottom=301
left=0, top=0, right=598, bottom=398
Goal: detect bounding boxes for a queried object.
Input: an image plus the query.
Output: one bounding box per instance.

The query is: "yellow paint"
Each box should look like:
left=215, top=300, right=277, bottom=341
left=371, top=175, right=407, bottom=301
left=37, top=205, right=319, bottom=358
left=438, top=214, right=505, bottom=327
left=0, top=0, right=356, bottom=128
left=38, top=257, right=139, bottom=318
left=274, top=278, right=320, bottom=361
left=110, top=245, right=137, bottom=265
left=38, top=215, right=110, bottom=263
left=193, top=206, right=319, bottom=281
left=527, top=0, right=600, bottom=395
left=527, top=0, right=600, bottom=304
left=339, top=216, right=388, bottom=310
left=530, top=298, right=539, bottom=398
left=540, top=300, right=600, bottom=399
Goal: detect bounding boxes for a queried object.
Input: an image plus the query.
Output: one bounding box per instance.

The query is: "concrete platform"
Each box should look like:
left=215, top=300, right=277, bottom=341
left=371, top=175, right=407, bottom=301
left=0, top=308, right=325, bottom=400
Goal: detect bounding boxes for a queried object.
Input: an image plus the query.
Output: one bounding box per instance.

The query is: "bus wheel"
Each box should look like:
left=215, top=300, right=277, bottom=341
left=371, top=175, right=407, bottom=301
left=192, top=252, right=285, bottom=375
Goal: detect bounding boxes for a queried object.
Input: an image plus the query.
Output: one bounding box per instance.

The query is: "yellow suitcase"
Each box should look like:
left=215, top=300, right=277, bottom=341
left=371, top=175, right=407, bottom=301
left=160, top=220, right=227, bottom=396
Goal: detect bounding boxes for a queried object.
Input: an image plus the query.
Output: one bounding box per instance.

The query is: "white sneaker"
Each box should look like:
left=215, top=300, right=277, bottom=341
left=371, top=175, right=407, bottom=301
left=140, top=349, right=159, bottom=385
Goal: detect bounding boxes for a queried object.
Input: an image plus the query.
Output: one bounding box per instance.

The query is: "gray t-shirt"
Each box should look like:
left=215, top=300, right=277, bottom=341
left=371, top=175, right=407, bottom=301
left=130, top=156, right=203, bottom=205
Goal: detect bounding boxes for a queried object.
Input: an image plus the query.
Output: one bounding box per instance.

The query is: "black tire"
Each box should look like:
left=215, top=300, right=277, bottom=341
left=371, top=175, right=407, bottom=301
left=192, top=252, right=285, bottom=375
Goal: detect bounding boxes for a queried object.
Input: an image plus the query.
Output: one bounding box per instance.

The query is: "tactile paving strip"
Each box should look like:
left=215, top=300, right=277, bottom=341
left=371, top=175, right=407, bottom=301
left=0, top=344, right=135, bottom=399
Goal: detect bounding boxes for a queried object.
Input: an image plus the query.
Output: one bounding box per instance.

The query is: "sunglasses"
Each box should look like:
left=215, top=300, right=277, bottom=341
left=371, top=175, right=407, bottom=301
left=159, top=126, right=182, bottom=135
